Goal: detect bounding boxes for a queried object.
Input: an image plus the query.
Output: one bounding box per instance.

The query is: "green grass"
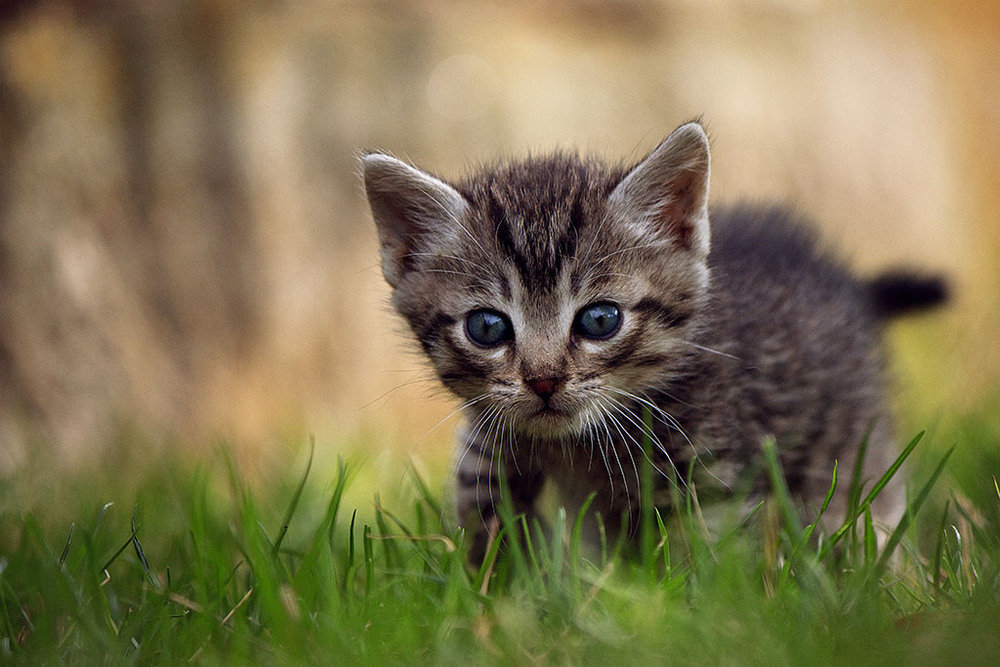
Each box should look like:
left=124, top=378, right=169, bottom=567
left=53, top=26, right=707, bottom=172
left=2, top=414, right=1000, bottom=665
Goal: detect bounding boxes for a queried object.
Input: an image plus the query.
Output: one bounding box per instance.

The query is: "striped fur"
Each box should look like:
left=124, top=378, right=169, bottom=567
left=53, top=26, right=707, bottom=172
left=361, top=122, right=944, bottom=560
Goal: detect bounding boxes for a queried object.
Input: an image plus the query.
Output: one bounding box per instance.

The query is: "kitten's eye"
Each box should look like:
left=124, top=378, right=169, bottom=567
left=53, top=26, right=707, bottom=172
left=574, top=302, right=621, bottom=340
left=465, top=309, right=513, bottom=347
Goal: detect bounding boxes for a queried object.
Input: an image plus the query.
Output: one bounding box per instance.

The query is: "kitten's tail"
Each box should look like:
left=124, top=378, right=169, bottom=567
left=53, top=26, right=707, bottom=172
left=868, top=271, right=948, bottom=319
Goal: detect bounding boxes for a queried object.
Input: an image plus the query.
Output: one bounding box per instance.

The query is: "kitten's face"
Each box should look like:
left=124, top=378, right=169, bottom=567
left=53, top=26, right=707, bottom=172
left=363, top=123, right=712, bottom=441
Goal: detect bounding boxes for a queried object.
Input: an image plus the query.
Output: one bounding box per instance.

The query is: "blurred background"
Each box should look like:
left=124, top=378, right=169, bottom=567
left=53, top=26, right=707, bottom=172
left=0, top=0, right=997, bottom=479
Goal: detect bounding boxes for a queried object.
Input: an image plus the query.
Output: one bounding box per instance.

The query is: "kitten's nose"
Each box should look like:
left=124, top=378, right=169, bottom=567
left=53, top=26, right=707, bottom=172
left=526, top=377, right=563, bottom=402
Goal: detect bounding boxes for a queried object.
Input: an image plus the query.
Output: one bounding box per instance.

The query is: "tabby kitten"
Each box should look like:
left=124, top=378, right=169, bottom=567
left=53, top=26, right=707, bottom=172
left=361, top=122, right=945, bottom=558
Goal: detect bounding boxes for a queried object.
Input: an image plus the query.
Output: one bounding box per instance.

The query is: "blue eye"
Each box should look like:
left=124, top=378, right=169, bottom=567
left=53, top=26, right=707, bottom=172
left=574, top=302, right=621, bottom=340
left=466, top=309, right=513, bottom=347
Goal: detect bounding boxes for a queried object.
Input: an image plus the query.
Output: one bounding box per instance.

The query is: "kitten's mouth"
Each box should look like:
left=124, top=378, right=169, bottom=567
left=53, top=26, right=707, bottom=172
left=521, top=405, right=579, bottom=436
left=503, top=393, right=587, bottom=438
left=534, top=406, right=567, bottom=419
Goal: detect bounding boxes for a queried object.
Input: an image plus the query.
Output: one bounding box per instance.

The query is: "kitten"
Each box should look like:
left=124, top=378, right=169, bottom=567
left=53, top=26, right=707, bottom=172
left=361, top=122, right=946, bottom=559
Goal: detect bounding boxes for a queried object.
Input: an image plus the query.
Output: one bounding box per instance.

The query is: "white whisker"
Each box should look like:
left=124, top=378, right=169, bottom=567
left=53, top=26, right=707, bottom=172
left=603, top=386, right=691, bottom=448
left=679, top=339, right=743, bottom=361
left=589, top=241, right=666, bottom=269
left=358, top=376, right=437, bottom=411
left=596, top=403, right=639, bottom=523
left=607, top=386, right=732, bottom=492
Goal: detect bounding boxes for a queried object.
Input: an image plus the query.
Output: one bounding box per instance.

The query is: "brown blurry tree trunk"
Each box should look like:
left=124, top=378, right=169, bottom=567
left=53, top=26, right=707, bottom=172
left=0, top=0, right=262, bottom=463
left=107, top=0, right=260, bottom=354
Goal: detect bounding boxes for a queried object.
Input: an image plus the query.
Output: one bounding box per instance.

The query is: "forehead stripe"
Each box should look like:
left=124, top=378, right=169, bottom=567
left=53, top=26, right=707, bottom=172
left=493, top=192, right=586, bottom=293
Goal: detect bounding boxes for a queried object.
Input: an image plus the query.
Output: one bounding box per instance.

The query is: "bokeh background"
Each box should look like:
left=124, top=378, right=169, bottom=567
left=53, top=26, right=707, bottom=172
left=1, top=0, right=997, bottom=480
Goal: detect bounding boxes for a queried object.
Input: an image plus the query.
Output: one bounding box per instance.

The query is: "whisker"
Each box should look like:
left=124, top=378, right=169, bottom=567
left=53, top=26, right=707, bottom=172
left=598, top=396, right=655, bottom=468
left=597, top=390, right=689, bottom=494
left=610, top=409, right=642, bottom=503
left=585, top=422, right=596, bottom=472
left=474, top=405, right=503, bottom=523
left=606, top=386, right=731, bottom=491
left=603, top=386, right=692, bottom=449
left=502, top=411, right=521, bottom=476
left=419, top=268, right=483, bottom=280
left=426, top=394, right=491, bottom=446
left=679, top=339, right=743, bottom=361
left=398, top=395, right=492, bottom=489
left=590, top=406, right=617, bottom=501
left=451, top=403, right=491, bottom=478
left=590, top=241, right=666, bottom=269
left=405, top=251, right=486, bottom=269
left=358, top=376, right=438, bottom=411
left=588, top=271, right=639, bottom=282
left=595, top=403, right=639, bottom=523
left=601, top=410, right=632, bottom=506
left=603, top=396, right=681, bottom=486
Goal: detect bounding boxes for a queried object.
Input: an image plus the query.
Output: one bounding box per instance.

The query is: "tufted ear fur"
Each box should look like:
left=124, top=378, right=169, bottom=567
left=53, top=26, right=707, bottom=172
left=607, top=122, right=711, bottom=258
left=361, top=153, right=469, bottom=288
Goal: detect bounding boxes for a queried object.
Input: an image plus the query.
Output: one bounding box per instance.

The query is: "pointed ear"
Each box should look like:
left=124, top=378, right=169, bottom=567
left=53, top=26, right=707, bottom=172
left=361, top=153, right=468, bottom=288
left=608, top=122, right=711, bottom=257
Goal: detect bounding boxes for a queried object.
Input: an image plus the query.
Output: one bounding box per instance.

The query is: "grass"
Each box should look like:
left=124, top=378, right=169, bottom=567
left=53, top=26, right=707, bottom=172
left=2, top=412, right=1000, bottom=665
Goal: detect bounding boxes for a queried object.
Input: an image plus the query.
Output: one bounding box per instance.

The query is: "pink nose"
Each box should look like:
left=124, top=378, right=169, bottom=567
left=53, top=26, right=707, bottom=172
left=526, top=377, right=562, bottom=401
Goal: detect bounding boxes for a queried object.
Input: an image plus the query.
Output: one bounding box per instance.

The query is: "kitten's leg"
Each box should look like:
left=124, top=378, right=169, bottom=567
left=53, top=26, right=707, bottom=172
left=454, top=427, right=544, bottom=563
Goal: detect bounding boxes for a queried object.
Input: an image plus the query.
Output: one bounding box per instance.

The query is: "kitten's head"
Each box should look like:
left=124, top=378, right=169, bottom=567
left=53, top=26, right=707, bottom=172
left=362, top=122, right=711, bottom=439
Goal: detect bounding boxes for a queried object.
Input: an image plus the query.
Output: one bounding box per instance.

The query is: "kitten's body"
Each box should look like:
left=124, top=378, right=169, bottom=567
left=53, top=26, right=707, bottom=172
left=361, top=123, right=945, bottom=558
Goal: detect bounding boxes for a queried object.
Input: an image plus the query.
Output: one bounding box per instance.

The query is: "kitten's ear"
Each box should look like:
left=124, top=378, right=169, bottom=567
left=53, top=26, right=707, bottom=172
left=608, top=122, right=711, bottom=256
left=361, top=153, right=468, bottom=288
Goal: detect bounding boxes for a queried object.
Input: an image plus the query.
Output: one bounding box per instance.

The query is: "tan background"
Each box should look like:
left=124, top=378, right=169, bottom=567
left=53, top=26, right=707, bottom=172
left=0, top=0, right=996, bottom=476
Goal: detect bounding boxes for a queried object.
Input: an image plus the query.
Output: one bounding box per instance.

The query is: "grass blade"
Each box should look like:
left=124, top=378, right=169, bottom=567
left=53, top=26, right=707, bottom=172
left=327, top=457, right=351, bottom=551
left=782, top=461, right=839, bottom=583
left=58, top=523, right=75, bottom=568
left=520, top=516, right=542, bottom=583
left=805, top=460, right=838, bottom=544
left=344, top=509, right=358, bottom=594
left=932, top=499, right=951, bottom=592
left=846, top=426, right=873, bottom=525
left=655, top=508, right=671, bottom=578
left=874, top=445, right=955, bottom=575
left=408, top=464, right=442, bottom=518
left=373, top=496, right=401, bottom=569
left=551, top=506, right=567, bottom=584
left=863, top=505, right=877, bottom=567
left=101, top=531, right=139, bottom=574
left=273, top=439, right=315, bottom=558
left=363, top=525, right=374, bottom=598
left=570, top=493, right=596, bottom=566
left=820, top=431, right=924, bottom=560
left=762, top=437, right=803, bottom=544
left=473, top=522, right=508, bottom=595
left=131, top=507, right=149, bottom=574
left=859, top=431, right=924, bottom=513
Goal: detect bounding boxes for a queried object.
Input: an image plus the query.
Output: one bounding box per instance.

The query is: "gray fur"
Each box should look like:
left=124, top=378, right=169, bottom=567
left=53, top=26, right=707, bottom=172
left=361, top=121, right=942, bottom=559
